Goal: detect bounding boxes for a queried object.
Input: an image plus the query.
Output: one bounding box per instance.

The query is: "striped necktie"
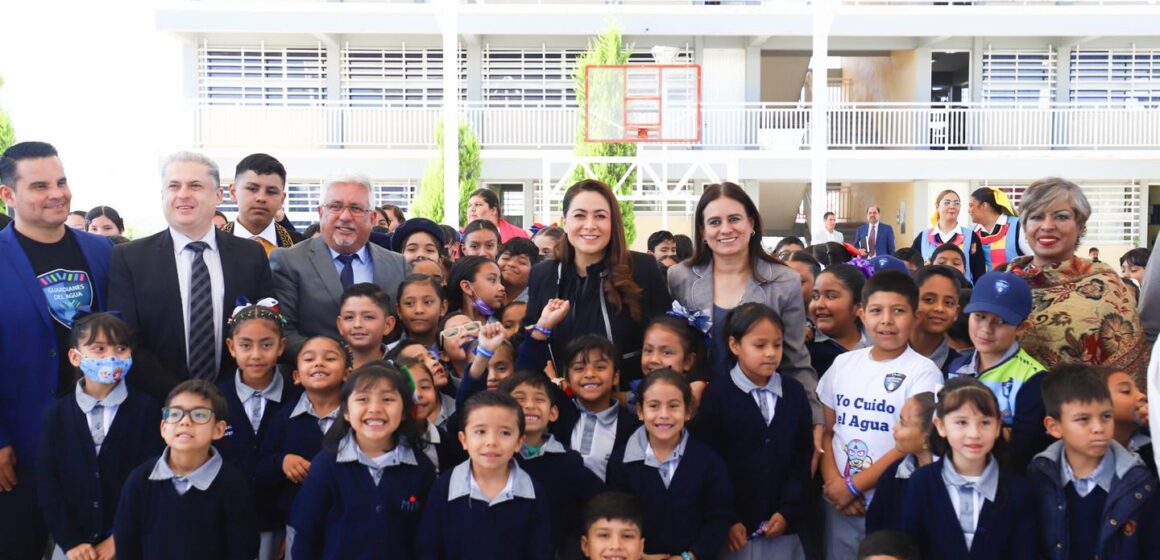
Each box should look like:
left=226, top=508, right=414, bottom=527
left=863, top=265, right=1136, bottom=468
left=186, top=242, right=217, bottom=380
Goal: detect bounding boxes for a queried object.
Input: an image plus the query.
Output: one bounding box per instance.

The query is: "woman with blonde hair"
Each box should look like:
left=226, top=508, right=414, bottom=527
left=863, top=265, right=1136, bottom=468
left=910, top=189, right=989, bottom=283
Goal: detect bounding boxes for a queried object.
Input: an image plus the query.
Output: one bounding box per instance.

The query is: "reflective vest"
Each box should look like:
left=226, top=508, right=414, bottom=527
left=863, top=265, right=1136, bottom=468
left=950, top=349, right=1045, bottom=426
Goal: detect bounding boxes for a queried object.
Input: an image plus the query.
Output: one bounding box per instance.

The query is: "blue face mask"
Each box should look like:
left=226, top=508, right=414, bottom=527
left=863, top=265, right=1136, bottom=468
left=471, top=296, right=496, bottom=318
left=79, top=355, right=132, bottom=385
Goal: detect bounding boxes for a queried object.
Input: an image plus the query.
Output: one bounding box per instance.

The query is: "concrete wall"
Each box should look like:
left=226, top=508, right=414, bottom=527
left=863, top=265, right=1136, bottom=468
left=760, top=54, right=811, bottom=103
left=757, top=182, right=808, bottom=231
left=841, top=50, right=921, bottom=103
left=841, top=181, right=919, bottom=248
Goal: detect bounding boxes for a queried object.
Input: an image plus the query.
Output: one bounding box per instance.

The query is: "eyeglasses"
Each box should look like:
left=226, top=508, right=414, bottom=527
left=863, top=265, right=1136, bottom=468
left=440, top=321, right=481, bottom=340
left=322, top=202, right=370, bottom=217
left=777, top=251, right=792, bottom=260
left=161, top=406, right=215, bottom=425
left=940, top=199, right=962, bottom=208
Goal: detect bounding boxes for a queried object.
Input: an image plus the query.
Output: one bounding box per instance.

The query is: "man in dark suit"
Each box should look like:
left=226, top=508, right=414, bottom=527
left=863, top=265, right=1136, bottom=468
left=271, top=174, right=408, bottom=359
left=0, top=141, right=113, bottom=559
left=221, top=153, right=302, bottom=255
left=853, top=205, right=896, bottom=257
left=109, top=152, right=272, bottom=402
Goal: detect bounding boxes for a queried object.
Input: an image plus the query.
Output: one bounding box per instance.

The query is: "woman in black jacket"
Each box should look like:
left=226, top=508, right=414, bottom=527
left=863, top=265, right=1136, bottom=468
left=518, top=179, right=672, bottom=386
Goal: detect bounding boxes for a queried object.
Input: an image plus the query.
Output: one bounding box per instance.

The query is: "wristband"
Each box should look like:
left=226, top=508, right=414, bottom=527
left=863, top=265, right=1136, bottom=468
left=845, top=475, right=861, bottom=498
left=681, top=553, right=694, bottom=560
left=472, top=345, right=496, bottom=360
left=533, top=324, right=553, bottom=337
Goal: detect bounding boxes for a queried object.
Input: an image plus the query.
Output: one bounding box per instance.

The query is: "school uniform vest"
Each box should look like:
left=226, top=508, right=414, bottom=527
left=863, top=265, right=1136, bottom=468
left=977, top=217, right=1022, bottom=269
left=920, top=226, right=980, bottom=283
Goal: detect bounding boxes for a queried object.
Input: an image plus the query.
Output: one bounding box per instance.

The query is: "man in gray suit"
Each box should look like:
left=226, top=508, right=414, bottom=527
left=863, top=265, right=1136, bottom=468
left=271, top=173, right=408, bottom=358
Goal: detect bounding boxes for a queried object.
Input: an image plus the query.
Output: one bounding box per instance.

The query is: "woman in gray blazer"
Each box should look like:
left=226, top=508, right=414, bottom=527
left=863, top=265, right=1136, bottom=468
left=667, top=183, right=823, bottom=436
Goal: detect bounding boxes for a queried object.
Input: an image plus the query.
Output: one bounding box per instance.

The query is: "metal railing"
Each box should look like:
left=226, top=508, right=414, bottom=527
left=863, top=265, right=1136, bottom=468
left=187, top=100, right=1160, bottom=150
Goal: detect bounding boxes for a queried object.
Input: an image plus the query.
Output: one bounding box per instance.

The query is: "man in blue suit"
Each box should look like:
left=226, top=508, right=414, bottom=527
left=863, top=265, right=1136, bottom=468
left=0, top=142, right=112, bottom=559
left=853, top=205, right=896, bottom=257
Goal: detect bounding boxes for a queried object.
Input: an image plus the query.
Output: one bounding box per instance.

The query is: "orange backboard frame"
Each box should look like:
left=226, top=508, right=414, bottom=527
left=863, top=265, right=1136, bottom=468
left=584, top=64, right=702, bottom=144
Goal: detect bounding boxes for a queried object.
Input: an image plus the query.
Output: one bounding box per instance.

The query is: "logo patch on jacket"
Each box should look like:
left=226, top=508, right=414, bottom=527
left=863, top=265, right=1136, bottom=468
left=884, top=372, right=905, bottom=393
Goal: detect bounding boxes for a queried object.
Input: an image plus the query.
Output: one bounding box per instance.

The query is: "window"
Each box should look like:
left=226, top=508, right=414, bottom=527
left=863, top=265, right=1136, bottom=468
left=342, top=46, right=453, bottom=105
left=981, top=48, right=1056, bottom=104
left=1070, top=49, right=1160, bottom=104
left=987, top=182, right=1142, bottom=244
left=199, top=42, right=327, bottom=103
left=481, top=45, right=691, bottom=104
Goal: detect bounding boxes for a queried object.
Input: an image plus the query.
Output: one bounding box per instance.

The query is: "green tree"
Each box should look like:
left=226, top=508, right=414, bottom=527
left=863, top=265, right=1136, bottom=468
left=411, top=119, right=482, bottom=225
left=0, top=76, right=14, bottom=214
left=572, top=25, right=638, bottom=245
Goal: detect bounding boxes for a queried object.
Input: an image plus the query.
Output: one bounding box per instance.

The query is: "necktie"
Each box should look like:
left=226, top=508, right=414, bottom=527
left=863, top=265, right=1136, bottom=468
left=318, top=416, right=334, bottom=435
left=336, top=254, right=356, bottom=289
left=754, top=389, right=773, bottom=425
left=90, top=403, right=106, bottom=449
left=249, top=392, right=264, bottom=432
left=252, top=236, right=276, bottom=258
left=578, top=413, right=598, bottom=455
left=186, top=242, right=217, bottom=380
left=868, top=225, right=877, bottom=256
left=957, top=483, right=975, bottom=540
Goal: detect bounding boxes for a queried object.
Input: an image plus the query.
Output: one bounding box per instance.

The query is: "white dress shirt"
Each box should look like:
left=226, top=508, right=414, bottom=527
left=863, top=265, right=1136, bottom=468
left=171, top=227, right=225, bottom=371
left=232, top=218, right=278, bottom=248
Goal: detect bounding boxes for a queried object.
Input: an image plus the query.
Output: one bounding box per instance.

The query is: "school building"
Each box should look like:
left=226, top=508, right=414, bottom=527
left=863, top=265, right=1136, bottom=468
left=155, top=0, right=1160, bottom=258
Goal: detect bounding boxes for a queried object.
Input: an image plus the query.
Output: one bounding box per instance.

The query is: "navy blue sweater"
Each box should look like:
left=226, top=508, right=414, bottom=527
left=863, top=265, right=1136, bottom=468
left=864, top=455, right=922, bottom=534
left=1028, top=441, right=1160, bottom=560
left=417, top=463, right=554, bottom=559
left=256, top=396, right=336, bottom=520
left=36, top=387, right=163, bottom=551
left=901, top=459, right=1037, bottom=560
left=289, top=444, right=437, bottom=560
left=216, top=375, right=299, bottom=531
left=516, top=440, right=605, bottom=554
left=691, top=374, right=813, bottom=534
left=114, top=456, right=259, bottom=560
left=606, top=431, right=734, bottom=559
left=548, top=399, right=640, bottom=475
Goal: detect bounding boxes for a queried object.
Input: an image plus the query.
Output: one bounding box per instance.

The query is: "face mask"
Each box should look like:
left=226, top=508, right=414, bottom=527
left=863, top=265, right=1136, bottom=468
left=470, top=293, right=497, bottom=318
left=79, top=355, right=132, bottom=385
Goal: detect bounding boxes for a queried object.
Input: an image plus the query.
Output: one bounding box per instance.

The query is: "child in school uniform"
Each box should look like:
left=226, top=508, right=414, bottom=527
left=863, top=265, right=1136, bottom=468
left=37, top=313, right=163, bottom=560
left=901, top=377, right=1037, bottom=560
left=337, top=283, right=397, bottom=369
left=695, top=303, right=814, bottom=560
left=216, top=300, right=299, bottom=560
left=639, top=313, right=710, bottom=406
left=503, top=371, right=604, bottom=558
left=946, top=271, right=1050, bottom=473
left=865, top=392, right=937, bottom=533
left=114, top=380, right=259, bottom=560
left=580, top=492, right=647, bottom=560
left=608, top=370, right=733, bottom=559
left=517, top=298, right=641, bottom=481
left=397, top=353, right=464, bottom=472
left=289, top=363, right=437, bottom=559
left=417, top=391, right=553, bottom=559
left=391, top=339, right=457, bottom=431
left=256, top=336, right=350, bottom=532
left=1096, top=366, right=1155, bottom=473
left=817, top=271, right=944, bottom=560
left=395, top=273, right=449, bottom=354
left=909, top=265, right=963, bottom=373
left=1030, top=365, right=1160, bottom=560
left=807, top=263, right=870, bottom=378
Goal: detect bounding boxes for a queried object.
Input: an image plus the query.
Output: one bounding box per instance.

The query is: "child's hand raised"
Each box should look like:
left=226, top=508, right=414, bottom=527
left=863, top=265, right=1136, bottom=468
left=477, top=322, right=507, bottom=353
left=537, top=299, right=571, bottom=330
left=283, top=454, right=311, bottom=484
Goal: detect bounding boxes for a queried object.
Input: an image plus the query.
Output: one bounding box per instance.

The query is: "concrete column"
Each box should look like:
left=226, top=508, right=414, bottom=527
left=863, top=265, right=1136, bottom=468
left=441, top=12, right=461, bottom=228
left=970, top=38, right=984, bottom=103
left=1055, top=43, right=1073, bottom=103
left=913, top=47, right=933, bottom=103
left=745, top=46, right=762, bottom=104
left=809, top=0, right=832, bottom=236
left=465, top=41, right=482, bottom=103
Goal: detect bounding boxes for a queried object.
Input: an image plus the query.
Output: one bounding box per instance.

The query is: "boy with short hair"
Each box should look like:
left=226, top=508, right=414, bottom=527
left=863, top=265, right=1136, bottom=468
left=646, top=230, right=677, bottom=263
left=114, top=380, right=259, bottom=560
left=502, top=372, right=604, bottom=556
left=817, top=271, right=944, bottom=560
left=497, top=238, right=541, bottom=304
left=857, top=530, right=920, bottom=560
left=947, top=271, right=1050, bottom=472
left=581, top=492, right=646, bottom=560
left=909, top=265, right=963, bottom=372
left=336, top=283, right=396, bottom=368
left=1030, top=364, right=1160, bottom=560
left=417, top=391, right=553, bottom=559
left=1094, top=366, right=1154, bottom=473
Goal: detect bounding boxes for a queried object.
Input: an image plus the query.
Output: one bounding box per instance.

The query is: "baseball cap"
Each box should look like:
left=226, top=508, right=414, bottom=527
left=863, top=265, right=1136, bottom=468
left=963, top=272, right=1032, bottom=326
left=389, top=218, right=446, bottom=253
left=869, top=255, right=911, bottom=276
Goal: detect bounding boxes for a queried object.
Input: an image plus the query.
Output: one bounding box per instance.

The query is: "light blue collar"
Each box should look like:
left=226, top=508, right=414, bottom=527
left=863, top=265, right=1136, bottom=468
left=622, top=425, right=689, bottom=467
left=520, top=434, right=567, bottom=460
left=233, top=371, right=284, bottom=405
left=327, top=244, right=370, bottom=265
left=447, top=459, right=536, bottom=505
left=1062, top=446, right=1116, bottom=494
left=813, top=328, right=870, bottom=351
left=74, top=379, right=128, bottom=414
left=148, top=447, right=223, bottom=491
left=575, top=399, right=620, bottom=426
left=289, top=392, right=340, bottom=421
left=941, top=457, right=999, bottom=502
left=729, top=363, right=782, bottom=397
left=335, top=432, right=418, bottom=467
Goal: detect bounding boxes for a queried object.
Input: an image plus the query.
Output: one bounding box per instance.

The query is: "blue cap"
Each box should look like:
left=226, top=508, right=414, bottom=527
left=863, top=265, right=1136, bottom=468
left=389, top=218, right=446, bottom=253
left=869, top=255, right=911, bottom=276
left=963, top=272, right=1032, bottom=326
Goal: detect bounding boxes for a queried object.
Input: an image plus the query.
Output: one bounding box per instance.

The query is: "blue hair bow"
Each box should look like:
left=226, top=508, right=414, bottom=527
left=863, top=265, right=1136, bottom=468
left=667, top=301, right=713, bottom=343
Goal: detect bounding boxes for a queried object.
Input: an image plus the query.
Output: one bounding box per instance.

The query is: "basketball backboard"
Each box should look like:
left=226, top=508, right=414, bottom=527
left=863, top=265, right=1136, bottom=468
left=585, top=64, right=701, bottom=143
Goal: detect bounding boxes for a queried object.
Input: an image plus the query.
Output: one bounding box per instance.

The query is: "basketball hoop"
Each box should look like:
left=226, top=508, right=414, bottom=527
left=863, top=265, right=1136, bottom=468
left=584, top=64, right=702, bottom=144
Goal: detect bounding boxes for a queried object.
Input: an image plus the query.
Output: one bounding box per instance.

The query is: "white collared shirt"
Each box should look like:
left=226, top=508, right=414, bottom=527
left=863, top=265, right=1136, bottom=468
left=233, top=372, right=285, bottom=432
left=571, top=401, right=619, bottom=481
left=74, top=380, right=129, bottom=454
left=171, top=227, right=225, bottom=372
left=941, top=458, right=999, bottom=549
left=149, top=447, right=224, bottom=495
left=232, top=218, right=278, bottom=248
left=816, top=229, right=844, bottom=244
left=327, top=244, right=374, bottom=285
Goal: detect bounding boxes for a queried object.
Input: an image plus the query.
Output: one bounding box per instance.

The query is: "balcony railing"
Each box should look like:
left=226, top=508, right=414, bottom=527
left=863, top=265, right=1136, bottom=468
left=187, top=100, right=1160, bottom=150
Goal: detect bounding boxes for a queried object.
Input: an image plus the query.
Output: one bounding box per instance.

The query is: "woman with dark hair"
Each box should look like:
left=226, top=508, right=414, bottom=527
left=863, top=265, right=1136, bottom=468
left=667, top=182, right=823, bottom=429
left=519, top=179, right=672, bottom=385
left=85, top=206, right=125, bottom=237
left=968, top=187, right=1030, bottom=270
